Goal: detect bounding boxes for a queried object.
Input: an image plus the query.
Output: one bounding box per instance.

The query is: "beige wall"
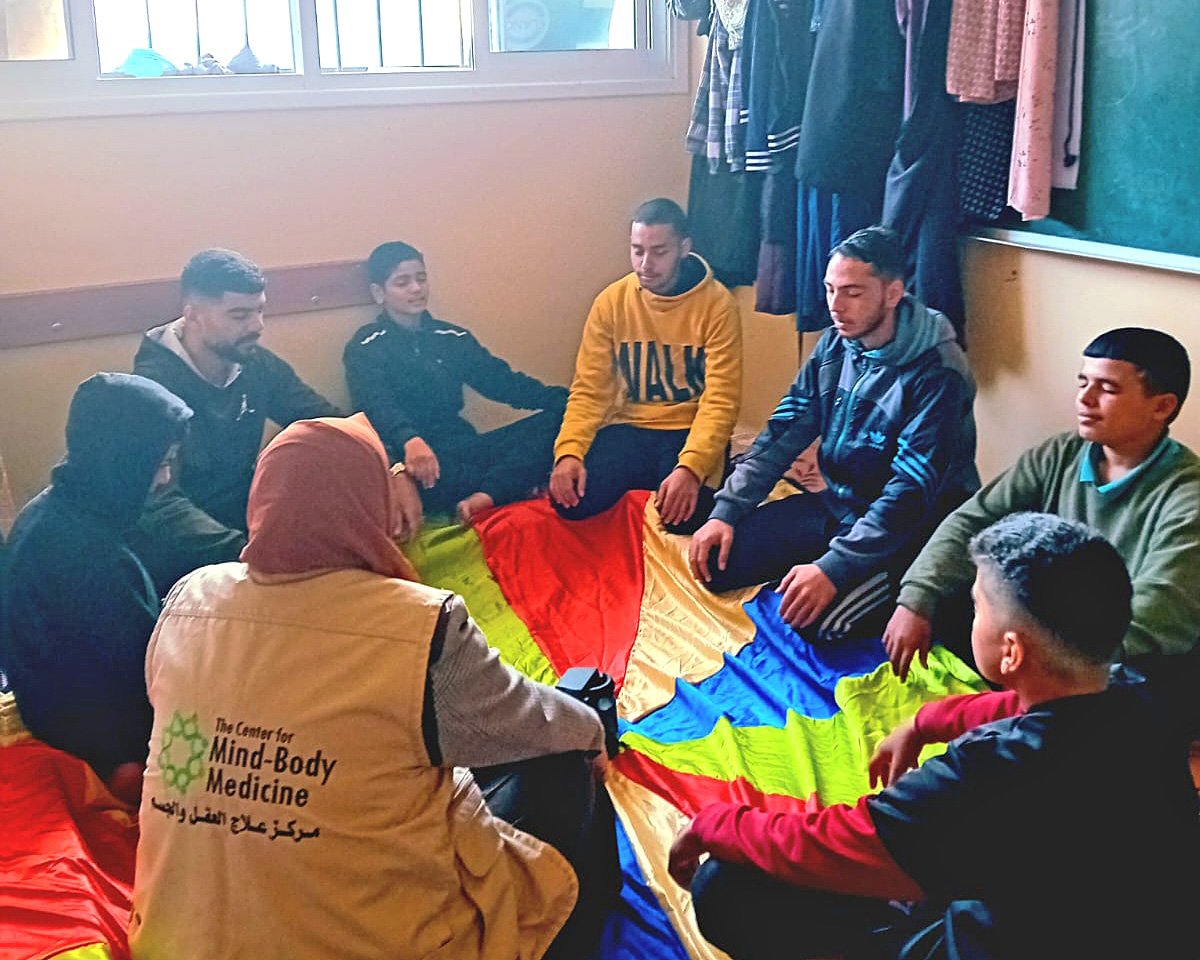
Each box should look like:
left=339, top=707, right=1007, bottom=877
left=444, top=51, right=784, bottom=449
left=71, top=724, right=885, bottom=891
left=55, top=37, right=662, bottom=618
left=962, top=240, right=1200, bottom=482
left=0, top=93, right=704, bottom=506
left=3, top=94, right=1197, bottom=510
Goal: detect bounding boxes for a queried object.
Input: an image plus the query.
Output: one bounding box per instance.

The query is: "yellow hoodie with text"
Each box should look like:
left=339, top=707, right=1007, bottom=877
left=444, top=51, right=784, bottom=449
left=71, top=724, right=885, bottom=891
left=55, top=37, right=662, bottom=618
left=554, top=255, right=742, bottom=483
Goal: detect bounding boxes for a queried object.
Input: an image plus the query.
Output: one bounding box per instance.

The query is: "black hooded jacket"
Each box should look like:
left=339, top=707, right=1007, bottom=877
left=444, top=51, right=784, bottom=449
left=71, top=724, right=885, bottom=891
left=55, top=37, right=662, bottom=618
left=2, top=373, right=191, bottom=778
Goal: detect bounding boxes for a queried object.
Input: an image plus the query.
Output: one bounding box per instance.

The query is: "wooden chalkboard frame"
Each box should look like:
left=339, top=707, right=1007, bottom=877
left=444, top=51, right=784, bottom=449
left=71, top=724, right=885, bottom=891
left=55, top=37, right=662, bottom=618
left=967, top=2, right=1200, bottom=275
left=972, top=228, right=1200, bottom=276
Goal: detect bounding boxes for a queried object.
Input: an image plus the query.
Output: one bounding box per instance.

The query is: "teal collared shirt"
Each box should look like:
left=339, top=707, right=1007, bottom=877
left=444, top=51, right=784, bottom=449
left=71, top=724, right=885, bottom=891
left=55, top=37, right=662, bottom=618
left=1079, top=434, right=1177, bottom=495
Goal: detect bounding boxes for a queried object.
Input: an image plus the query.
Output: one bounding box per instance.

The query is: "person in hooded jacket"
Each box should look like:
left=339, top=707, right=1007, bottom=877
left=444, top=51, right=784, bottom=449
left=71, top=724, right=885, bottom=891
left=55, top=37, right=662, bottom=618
left=2, top=372, right=191, bottom=789
left=689, top=226, right=978, bottom=645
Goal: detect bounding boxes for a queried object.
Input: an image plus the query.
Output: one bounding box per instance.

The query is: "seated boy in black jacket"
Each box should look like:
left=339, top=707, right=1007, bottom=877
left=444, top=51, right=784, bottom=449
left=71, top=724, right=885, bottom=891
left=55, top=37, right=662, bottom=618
left=345, top=242, right=567, bottom=525
left=670, top=511, right=1200, bottom=960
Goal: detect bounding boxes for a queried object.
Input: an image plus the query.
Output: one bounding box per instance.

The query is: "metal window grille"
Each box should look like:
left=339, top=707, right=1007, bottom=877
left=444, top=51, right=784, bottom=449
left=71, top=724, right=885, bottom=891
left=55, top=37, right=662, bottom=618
left=95, top=0, right=296, bottom=76
left=319, top=0, right=469, bottom=71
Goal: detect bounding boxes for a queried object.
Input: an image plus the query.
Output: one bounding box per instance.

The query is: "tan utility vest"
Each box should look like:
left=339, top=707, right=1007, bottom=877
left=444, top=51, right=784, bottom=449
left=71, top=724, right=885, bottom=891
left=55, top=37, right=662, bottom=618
left=130, top=564, right=576, bottom=959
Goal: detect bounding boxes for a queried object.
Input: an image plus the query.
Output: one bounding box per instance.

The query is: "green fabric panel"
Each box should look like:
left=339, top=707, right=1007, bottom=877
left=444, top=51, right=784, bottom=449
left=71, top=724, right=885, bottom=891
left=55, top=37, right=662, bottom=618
left=621, top=647, right=987, bottom=805
left=404, top=523, right=558, bottom=685
left=837, top=646, right=988, bottom=766
left=49, top=947, right=114, bottom=960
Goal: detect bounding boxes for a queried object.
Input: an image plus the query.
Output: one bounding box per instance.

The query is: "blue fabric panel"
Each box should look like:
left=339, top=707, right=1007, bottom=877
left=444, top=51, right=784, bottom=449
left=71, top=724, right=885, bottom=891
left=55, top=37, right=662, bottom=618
left=621, top=589, right=887, bottom=744
left=595, top=817, right=690, bottom=960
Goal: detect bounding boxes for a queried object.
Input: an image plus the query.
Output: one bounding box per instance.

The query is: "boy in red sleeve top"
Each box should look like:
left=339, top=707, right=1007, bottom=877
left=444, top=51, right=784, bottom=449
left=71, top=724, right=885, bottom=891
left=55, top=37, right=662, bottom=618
left=669, top=512, right=1200, bottom=960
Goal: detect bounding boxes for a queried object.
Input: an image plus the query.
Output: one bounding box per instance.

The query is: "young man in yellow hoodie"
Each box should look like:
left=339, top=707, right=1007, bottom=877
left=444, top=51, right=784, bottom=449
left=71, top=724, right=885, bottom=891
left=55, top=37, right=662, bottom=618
left=550, top=198, right=742, bottom=532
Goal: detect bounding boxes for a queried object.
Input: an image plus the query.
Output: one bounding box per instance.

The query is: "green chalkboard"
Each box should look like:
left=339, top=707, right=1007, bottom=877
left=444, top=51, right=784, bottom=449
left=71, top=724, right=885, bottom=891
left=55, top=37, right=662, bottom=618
left=994, top=1, right=1200, bottom=264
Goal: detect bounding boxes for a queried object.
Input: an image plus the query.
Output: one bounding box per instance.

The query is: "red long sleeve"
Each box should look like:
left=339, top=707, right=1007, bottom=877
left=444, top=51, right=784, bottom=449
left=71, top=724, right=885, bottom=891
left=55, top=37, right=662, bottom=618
left=911, top=690, right=1022, bottom=743
left=689, top=795, right=925, bottom=901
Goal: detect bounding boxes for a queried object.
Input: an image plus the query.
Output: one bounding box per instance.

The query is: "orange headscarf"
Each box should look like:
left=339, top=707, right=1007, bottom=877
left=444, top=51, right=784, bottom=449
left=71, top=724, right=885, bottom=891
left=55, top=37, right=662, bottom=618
left=241, top=413, right=418, bottom=581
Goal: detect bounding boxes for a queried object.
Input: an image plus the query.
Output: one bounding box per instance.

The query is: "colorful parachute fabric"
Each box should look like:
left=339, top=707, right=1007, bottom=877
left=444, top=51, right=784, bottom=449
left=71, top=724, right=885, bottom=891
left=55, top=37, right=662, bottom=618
left=0, top=732, right=137, bottom=960
left=408, top=493, right=987, bottom=960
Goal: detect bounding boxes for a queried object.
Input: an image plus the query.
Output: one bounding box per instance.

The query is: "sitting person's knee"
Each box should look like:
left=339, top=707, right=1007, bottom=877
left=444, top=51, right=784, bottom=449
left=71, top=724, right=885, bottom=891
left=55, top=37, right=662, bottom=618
left=690, top=859, right=741, bottom=946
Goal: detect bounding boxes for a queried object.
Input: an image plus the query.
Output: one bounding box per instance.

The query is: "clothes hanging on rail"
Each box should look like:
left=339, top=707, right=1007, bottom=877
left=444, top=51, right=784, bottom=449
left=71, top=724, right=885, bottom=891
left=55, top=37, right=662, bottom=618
left=742, top=0, right=814, bottom=174
left=743, top=0, right=816, bottom=315
left=688, top=154, right=764, bottom=289
left=945, top=0, right=1024, bottom=103
left=959, top=99, right=1017, bottom=222
left=883, top=0, right=965, bottom=339
left=714, top=0, right=754, bottom=47
left=756, top=169, right=798, bottom=315
left=793, top=0, right=905, bottom=197
left=686, top=17, right=739, bottom=172
left=795, top=185, right=880, bottom=332
left=1051, top=0, right=1084, bottom=190
left=1008, top=0, right=1058, bottom=219
left=791, top=0, right=900, bottom=331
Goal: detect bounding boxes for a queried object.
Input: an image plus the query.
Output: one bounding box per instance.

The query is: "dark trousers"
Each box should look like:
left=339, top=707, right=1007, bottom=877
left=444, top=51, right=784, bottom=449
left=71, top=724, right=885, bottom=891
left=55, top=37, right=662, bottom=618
left=425, top=408, right=562, bottom=512
left=552, top=423, right=718, bottom=535
left=704, top=491, right=838, bottom=593
left=472, top=752, right=621, bottom=960
left=691, top=859, right=979, bottom=960
left=692, top=859, right=905, bottom=959
left=703, top=492, right=894, bottom=645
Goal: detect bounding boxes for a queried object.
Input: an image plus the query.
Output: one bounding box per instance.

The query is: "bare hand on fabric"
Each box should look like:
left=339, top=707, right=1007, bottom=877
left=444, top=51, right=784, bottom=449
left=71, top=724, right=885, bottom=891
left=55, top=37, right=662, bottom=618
left=667, top=821, right=709, bottom=889
left=882, top=604, right=933, bottom=682
left=656, top=466, right=700, bottom=526
left=390, top=468, right=424, bottom=542
left=688, top=518, right=734, bottom=583
left=404, top=436, right=440, bottom=489
left=549, top=455, right=587, bottom=508
left=776, top=563, right=836, bottom=629
left=868, top=718, right=924, bottom=788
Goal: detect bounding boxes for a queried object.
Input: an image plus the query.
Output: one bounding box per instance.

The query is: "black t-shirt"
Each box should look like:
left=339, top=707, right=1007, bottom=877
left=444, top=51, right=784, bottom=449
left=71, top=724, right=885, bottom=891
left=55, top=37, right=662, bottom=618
left=867, top=683, right=1200, bottom=959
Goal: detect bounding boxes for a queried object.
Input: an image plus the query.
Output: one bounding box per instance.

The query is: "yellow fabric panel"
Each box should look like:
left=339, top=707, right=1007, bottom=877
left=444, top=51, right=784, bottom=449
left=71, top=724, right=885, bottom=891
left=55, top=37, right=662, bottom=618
left=618, top=499, right=759, bottom=722
left=606, top=769, right=732, bottom=960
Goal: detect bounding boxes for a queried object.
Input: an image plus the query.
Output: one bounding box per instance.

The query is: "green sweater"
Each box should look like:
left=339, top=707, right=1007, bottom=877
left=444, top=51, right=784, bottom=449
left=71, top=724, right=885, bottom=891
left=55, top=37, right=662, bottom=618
left=899, top=432, right=1200, bottom=658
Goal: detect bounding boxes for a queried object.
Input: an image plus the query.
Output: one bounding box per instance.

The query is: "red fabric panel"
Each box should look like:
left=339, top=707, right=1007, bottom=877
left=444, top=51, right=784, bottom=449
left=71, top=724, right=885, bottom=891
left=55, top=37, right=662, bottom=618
left=912, top=690, right=1023, bottom=743
left=474, top=492, right=649, bottom=690
left=0, top=740, right=138, bottom=960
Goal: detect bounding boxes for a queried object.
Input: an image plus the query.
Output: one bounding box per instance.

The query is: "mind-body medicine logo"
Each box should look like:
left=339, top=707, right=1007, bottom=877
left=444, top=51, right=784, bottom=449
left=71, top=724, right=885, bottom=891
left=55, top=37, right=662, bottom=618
left=159, top=711, right=209, bottom=794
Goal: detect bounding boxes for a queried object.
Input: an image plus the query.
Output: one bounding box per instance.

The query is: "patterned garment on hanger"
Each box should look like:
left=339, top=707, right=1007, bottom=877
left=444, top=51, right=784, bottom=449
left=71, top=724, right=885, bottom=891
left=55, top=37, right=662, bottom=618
left=945, top=0, right=1024, bottom=103
left=959, top=100, right=1016, bottom=221
left=713, top=0, right=752, bottom=48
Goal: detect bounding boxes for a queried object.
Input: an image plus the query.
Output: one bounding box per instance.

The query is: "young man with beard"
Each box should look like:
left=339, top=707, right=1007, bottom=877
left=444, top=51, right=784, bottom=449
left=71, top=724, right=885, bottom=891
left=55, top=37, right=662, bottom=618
left=689, top=226, right=978, bottom=645
left=130, top=249, right=343, bottom=591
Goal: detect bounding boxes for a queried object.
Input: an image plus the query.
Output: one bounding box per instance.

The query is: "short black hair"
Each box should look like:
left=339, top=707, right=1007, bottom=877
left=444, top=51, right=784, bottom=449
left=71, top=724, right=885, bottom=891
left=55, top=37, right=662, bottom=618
left=1083, top=327, right=1190, bottom=422
left=181, top=249, right=265, bottom=300
left=632, top=198, right=690, bottom=239
left=829, top=225, right=905, bottom=282
left=367, top=241, right=425, bottom=287
left=968, top=512, right=1132, bottom=667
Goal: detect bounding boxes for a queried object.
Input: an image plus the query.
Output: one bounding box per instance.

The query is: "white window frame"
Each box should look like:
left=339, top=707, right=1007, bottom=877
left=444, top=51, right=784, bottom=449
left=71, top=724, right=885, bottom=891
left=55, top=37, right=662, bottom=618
left=0, top=0, right=686, bottom=122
